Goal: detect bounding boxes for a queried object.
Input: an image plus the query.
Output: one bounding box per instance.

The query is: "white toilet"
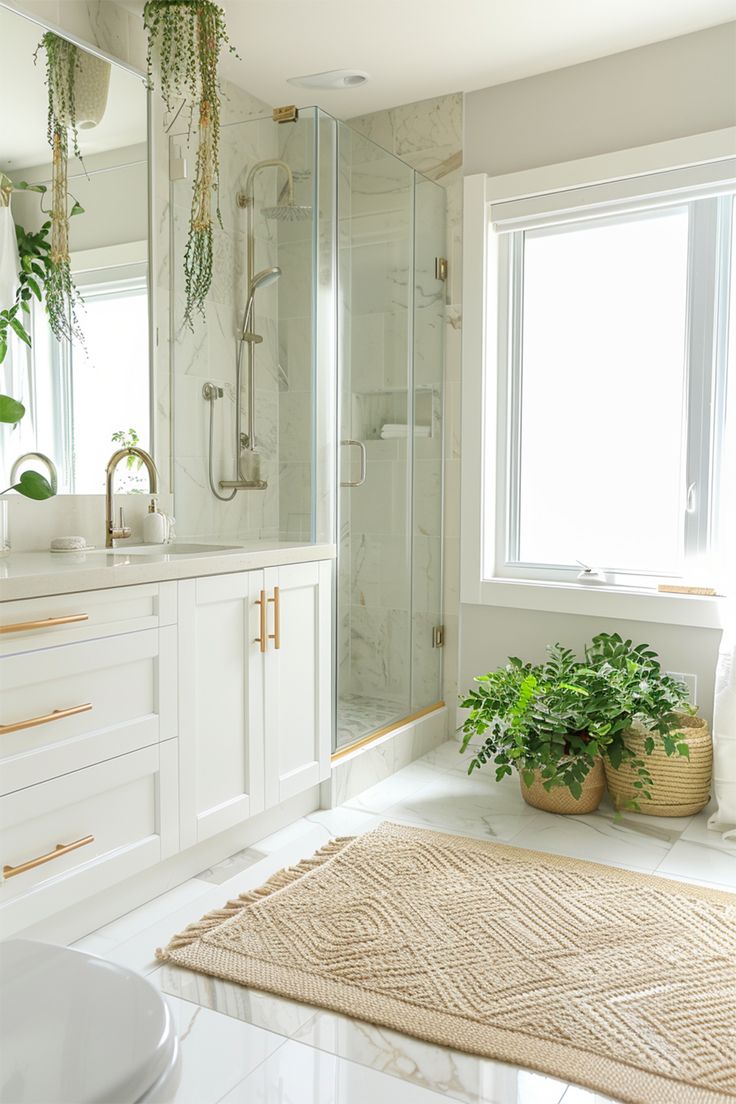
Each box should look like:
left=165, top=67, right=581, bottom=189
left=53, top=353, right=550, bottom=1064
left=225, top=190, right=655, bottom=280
left=0, top=940, right=181, bottom=1103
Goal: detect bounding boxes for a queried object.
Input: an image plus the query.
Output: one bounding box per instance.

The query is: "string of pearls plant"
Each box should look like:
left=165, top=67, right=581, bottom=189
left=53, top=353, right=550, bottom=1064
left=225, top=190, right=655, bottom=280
left=35, top=32, right=85, bottom=346
left=143, top=0, right=238, bottom=327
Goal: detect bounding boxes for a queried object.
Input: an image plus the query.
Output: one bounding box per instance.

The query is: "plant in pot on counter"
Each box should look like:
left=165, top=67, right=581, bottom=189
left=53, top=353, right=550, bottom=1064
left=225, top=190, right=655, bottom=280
left=458, top=634, right=692, bottom=814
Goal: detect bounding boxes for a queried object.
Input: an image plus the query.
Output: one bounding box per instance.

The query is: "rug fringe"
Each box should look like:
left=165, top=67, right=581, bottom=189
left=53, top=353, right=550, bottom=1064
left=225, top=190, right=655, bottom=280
left=156, top=835, right=354, bottom=960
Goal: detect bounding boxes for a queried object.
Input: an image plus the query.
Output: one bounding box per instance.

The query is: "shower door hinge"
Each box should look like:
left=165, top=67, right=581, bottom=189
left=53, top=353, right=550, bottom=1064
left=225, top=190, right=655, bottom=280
left=273, top=104, right=299, bottom=124
left=435, top=257, right=448, bottom=282
left=432, top=625, right=445, bottom=648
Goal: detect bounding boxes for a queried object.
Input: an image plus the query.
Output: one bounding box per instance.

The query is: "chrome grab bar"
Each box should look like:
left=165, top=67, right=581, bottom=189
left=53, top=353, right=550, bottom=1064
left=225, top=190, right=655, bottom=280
left=340, top=439, right=367, bottom=487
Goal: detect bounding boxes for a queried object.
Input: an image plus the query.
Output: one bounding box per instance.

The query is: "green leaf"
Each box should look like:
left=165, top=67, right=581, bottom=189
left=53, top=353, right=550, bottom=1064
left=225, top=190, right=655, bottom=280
left=0, top=394, right=25, bottom=423
left=11, top=470, right=55, bottom=500
left=522, top=769, right=535, bottom=789
left=8, top=317, right=31, bottom=345
left=677, top=742, right=690, bottom=759
left=70, top=201, right=85, bottom=217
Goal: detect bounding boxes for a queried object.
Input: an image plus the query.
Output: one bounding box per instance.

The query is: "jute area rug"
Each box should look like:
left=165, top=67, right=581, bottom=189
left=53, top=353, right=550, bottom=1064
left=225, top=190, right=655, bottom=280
left=157, top=821, right=736, bottom=1104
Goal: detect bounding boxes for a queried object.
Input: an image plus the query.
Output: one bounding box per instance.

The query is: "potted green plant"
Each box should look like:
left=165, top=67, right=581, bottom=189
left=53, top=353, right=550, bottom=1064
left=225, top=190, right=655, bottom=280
left=459, top=634, right=692, bottom=814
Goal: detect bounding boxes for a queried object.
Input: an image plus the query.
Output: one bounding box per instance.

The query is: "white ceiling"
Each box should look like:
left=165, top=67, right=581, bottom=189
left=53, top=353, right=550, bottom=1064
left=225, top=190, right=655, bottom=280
left=210, top=0, right=735, bottom=117
left=0, top=5, right=147, bottom=172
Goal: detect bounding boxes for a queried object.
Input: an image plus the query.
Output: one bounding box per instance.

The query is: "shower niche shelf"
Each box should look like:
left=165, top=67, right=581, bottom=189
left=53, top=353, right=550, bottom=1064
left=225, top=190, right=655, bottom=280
left=349, top=385, right=439, bottom=442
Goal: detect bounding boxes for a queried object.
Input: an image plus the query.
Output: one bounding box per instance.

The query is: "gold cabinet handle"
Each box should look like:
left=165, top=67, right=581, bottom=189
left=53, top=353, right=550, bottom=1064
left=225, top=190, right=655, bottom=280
left=254, top=590, right=267, bottom=653
left=268, top=586, right=280, bottom=649
left=0, top=703, right=92, bottom=736
left=0, top=614, right=88, bottom=635
left=3, top=835, right=95, bottom=880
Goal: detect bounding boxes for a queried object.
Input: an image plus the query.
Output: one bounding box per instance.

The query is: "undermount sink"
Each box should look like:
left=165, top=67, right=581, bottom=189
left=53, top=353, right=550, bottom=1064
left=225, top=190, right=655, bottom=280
left=95, top=543, right=241, bottom=556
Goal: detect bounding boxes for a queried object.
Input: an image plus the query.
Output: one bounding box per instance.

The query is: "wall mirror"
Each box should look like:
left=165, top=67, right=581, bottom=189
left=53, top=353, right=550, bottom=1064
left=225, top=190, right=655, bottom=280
left=0, top=4, right=151, bottom=495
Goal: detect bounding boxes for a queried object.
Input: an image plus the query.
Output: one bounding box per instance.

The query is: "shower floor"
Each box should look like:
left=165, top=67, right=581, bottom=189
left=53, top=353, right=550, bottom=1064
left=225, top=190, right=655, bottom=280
left=336, top=694, right=409, bottom=750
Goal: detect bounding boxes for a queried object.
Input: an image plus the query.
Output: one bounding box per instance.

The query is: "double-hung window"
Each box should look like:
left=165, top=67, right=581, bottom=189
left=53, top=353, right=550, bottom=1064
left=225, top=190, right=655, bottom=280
left=487, top=171, right=735, bottom=591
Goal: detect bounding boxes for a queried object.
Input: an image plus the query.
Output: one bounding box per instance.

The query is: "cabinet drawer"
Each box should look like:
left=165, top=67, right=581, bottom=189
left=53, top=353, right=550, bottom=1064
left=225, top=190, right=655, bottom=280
left=0, top=582, right=177, bottom=657
left=0, top=627, right=177, bottom=794
left=0, top=742, right=179, bottom=935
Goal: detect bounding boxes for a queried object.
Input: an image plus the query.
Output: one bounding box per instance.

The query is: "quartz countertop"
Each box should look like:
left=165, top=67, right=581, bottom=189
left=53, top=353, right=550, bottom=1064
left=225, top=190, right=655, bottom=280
left=0, top=541, right=336, bottom=602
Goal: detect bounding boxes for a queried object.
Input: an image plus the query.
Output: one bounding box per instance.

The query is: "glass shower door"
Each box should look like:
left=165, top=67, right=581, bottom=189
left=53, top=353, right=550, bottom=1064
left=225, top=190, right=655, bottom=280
left=336, top=125, right=414, bottom=749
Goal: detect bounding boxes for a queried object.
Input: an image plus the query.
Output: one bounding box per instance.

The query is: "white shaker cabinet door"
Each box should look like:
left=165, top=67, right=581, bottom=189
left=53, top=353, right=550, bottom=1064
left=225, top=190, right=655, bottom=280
left=178, top=572, right=265, bottom=847
left=262, top=560, right=332, bottom=809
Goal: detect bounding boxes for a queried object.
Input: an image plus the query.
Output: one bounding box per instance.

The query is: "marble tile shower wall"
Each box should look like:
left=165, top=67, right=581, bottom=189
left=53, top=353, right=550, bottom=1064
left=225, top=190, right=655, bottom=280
left=348, top=94, right=463, bottom=728
left=172, top=117, right=283, bottom=542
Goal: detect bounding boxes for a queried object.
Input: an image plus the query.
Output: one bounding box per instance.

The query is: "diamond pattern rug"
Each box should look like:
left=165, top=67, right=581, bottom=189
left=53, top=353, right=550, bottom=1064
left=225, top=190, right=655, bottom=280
left=157, top=821, right=736, bottom=1104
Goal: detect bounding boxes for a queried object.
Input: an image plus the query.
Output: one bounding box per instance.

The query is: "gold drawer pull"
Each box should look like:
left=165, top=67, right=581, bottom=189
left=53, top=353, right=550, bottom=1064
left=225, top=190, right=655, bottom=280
left=254, top=590, right=267, bottom=653
left=0, top=614, right=89, bottom=635
left=3, top=835, right=95, bottom=880
left=268, top=587, right=280, bottom=650
left=0, top=703, right=92, bottom=736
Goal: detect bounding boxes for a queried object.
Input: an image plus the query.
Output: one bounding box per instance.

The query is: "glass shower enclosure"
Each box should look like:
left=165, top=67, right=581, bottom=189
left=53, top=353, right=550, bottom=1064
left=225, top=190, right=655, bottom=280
left=170, top=108, right=445, bottom=754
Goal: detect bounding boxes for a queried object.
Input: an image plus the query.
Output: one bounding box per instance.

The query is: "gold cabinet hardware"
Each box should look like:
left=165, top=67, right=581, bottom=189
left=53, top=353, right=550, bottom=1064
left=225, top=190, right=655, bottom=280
left=0, top=703, right=92, bottom=736
left=254, top=590, right=268, bottom=652
left=3, top=835, right=94, bottom=880
left=0, top=613, right=88, bottom=635
left=268, top=587, right=281, bottom=649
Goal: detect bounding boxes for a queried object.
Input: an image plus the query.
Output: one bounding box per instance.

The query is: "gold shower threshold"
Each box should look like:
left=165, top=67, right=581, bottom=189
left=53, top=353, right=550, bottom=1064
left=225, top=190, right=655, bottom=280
left=332, top=701, right=445, bottom=762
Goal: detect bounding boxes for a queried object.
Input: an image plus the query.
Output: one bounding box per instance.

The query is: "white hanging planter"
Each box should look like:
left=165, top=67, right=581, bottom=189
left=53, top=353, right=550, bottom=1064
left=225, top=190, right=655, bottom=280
left=55, top=49, right=111, bottom=130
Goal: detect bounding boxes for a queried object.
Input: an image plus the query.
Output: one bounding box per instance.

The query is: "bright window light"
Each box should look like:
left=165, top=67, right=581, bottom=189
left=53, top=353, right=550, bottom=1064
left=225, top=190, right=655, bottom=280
left=492, top=193, right=734, bottom=588
left=70, top=283, right=149, bottom=494
left=517, top=209, right=689, bottom=574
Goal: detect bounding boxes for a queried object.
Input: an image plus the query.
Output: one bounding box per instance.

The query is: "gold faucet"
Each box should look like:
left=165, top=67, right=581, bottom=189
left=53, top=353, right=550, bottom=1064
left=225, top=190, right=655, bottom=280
left=105, top=447, right=159, bottom=548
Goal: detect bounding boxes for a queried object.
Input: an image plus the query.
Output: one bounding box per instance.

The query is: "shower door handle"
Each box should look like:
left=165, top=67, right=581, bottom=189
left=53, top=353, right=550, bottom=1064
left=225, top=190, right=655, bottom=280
left=340, top=439, right=367, bottom=487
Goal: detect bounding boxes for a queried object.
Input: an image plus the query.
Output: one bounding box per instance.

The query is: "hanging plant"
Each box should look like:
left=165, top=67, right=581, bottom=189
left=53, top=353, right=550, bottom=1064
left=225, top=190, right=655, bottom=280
left=35, top=32, right=86, bottom=345
left=143, top=0, right=238, bottom=327
left=0, top=183, right=84, bottom=363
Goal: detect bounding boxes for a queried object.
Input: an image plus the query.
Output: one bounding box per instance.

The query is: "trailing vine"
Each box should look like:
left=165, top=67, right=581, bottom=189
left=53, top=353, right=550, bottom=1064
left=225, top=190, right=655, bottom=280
left=143, top=0, right=237, bottom=327
left=35, top=32, right=85, bottom=345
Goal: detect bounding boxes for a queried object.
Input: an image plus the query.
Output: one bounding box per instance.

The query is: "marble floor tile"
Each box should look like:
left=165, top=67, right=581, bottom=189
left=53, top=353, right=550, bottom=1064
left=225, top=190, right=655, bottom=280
left=508, top=810, right=674, bottom=872
left=345, top=760, right=445, bottom=814
left=162, top=991, right=286, bottom=1104
left=158, top=962, right=317, bottom=1040
left=560, top=1088, right=621, bottom=1104
left=219, top=1037, right=483, bottom=1104
left=290, top=1009, right=569, bottom=1104
left=654, top=838, right=736, bottom=888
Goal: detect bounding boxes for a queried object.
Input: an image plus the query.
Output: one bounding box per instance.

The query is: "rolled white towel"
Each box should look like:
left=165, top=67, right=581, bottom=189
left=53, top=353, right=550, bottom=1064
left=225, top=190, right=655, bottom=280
left=380, top=423, right=431, bottom=439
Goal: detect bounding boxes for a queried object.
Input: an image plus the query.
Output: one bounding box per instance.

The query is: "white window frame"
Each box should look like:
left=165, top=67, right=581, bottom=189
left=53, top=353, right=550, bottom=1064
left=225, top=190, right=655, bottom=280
left=460, top=128, right=736, bottom=629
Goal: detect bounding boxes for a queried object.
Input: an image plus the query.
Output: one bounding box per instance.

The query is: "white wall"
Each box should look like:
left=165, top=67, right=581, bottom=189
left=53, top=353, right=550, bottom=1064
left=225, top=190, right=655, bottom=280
left=460, top=605, right=721, bottom=729
left=457, top=25, right=732, bottom=729
left=464, top=22, right=736, bottom=177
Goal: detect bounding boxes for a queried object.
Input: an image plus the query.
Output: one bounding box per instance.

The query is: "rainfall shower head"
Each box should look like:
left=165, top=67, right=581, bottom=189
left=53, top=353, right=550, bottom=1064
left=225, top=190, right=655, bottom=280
left=261, top=203, right=312, bottom=223
left=249, top=266, right=282, bottom=293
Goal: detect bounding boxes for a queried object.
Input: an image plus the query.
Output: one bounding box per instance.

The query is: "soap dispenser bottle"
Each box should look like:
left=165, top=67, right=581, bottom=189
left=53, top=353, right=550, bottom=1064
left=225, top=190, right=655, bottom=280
left=142, top=496, right=167, bottom=544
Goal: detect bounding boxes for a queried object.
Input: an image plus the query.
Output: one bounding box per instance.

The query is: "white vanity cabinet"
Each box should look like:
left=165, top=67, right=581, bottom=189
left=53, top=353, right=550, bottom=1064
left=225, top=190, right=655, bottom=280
left=177, top=559, right=332, bottom=846
left=0, top=583, right=179, bottom=933
left=0, top=551, right=334, bottom=937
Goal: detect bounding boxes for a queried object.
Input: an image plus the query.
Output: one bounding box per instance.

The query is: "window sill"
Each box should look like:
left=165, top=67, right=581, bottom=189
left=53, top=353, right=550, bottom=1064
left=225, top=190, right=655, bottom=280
left=471, top=576, right=725, bottom=630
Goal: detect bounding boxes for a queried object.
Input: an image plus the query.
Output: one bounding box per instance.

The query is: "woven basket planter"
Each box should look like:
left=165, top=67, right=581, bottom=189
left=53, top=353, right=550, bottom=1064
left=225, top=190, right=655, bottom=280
left=604, top=714, right=712, bottom=817
left=519, top=758, right=605, bottom=814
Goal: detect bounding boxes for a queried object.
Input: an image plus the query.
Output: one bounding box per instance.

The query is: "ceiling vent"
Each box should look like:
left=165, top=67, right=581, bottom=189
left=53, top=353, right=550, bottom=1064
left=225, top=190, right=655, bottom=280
left=287, top=69, right=369, bottom=90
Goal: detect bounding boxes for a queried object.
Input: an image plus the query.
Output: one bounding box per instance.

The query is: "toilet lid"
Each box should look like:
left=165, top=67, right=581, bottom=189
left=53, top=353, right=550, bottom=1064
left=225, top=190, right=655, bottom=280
left=0, top=940, right=179, bottom=1104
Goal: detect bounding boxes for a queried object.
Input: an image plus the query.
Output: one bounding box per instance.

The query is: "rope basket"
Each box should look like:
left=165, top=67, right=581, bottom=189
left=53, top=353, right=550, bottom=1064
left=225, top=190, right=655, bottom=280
left=519, top=758, right=605, bottom=814
left=604, top=714, right=712, bottom=817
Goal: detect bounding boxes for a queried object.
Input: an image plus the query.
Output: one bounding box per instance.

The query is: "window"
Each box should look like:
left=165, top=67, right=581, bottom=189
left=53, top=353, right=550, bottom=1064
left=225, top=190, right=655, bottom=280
left=492, top=195, right=734, bottom=588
